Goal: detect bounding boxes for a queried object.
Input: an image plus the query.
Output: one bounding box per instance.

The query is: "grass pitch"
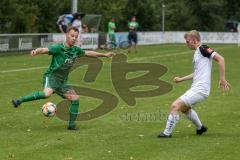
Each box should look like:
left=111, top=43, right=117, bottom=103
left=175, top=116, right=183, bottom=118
left=0, top=44, right=239, bottom=160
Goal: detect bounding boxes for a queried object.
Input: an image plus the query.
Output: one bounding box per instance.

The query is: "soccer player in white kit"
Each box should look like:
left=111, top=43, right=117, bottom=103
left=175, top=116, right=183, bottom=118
left=158, top=30, right=230, bottom=138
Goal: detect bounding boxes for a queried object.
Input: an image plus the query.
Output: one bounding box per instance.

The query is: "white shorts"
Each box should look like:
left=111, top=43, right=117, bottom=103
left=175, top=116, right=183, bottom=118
left=180, top=89, right=207, bottom=107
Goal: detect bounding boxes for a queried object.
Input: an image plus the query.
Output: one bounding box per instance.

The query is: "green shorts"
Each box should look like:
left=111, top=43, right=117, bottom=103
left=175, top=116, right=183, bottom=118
left=42, top=74, right=72, bottom=98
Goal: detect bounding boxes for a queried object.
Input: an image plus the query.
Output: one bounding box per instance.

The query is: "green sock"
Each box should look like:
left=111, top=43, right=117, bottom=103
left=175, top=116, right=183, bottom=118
left=68, top=100, right=80, bottom=127
left=19, top=91, right=46, bottom=103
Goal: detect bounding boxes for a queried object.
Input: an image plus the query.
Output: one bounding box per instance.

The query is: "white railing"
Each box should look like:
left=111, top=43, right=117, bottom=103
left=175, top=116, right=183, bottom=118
left=0, top=33, right=99, bottom=52
left=137, top=31, right=239, bottom=44
left=0, top=31, right=239, bottom=52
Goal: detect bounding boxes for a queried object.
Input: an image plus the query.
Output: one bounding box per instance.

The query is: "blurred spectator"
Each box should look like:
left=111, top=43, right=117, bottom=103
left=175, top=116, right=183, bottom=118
left=71, top=13, right=85, bottom=46
left=82, top=24, right=89, bottom=33
left=56, top=15, right=68, bottom=33
left=226, top=20, right=238, bottom=32
left=108, top=18, right=116, bottom=42
left=238, top=22, right=240, bottom=32
left=128, top=16, right=139, bottom=53
left=71, top=13, right=85, bottom=33
left=91, top=26, right=97, bottom=33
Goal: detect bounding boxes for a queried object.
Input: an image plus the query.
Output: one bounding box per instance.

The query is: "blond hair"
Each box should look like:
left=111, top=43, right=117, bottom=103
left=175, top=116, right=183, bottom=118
left=184, top=30, right=201, bottom=42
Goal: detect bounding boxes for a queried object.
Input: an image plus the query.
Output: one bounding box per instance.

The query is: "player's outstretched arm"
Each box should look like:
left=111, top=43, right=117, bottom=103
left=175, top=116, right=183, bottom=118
left=213, top=53, right=230, bottom=91
left=85, top=50, right=114, bottom=57
left=173, top=73, right=193, bottom=83
left=31, top=48, right=49, bottom=56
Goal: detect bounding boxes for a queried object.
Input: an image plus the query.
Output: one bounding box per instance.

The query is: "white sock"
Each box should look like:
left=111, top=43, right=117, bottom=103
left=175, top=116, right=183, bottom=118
left=163, top=113, right=180, bottom=136
left=185, top=109, right=202, bottom=130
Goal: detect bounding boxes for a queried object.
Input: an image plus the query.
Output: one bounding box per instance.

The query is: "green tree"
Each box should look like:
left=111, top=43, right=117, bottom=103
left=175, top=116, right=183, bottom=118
left=123, top=0, right=162, bottom=31
left=78, top=0, right=128, bottom=32
left=35, top=0, right=71, bottom=33
left=0, top=0, right=39, bottom=33
left=183, top=0, right=226, bottom=31
left=0, top=0, right=239, bottom=33
left=224, top=0, right=240, bottom=19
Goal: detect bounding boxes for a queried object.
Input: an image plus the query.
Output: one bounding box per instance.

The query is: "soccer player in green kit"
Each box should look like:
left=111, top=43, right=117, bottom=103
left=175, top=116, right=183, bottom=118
left=108, top=18, right=116, bottom=43
left=12, top=27, right=114, bottom=130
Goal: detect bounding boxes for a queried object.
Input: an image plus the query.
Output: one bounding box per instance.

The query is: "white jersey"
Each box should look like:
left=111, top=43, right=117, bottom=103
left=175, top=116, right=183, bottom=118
left=190, top=45, right=216, bottom=96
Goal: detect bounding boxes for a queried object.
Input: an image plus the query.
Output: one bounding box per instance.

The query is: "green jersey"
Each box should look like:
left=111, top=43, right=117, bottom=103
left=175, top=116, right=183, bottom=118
left=108, top=21, right=116, bottom=35
left=128, top=21, right=139, bottom=31
left=46, top=43, right=85, bottom=82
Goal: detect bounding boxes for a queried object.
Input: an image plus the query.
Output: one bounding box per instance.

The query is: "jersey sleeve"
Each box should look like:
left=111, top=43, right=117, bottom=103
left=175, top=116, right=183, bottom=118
left=48, top=44, right=61, bottom=55
left=199, top=45, right=216, bottom=58
left=77, top=47, right=85, bottom=56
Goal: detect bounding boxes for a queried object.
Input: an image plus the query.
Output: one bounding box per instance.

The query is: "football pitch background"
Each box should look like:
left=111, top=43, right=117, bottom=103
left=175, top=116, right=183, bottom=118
left=0, top=44, right=239, bottom=160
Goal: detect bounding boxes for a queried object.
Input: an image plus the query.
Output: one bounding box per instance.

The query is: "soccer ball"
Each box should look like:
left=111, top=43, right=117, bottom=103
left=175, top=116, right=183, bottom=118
left=42, top=102, right=57, bottom=117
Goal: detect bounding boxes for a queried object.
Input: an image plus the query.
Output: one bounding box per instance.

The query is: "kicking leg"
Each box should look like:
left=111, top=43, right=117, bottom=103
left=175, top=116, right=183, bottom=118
left=12, top=88, right=53, bottom=108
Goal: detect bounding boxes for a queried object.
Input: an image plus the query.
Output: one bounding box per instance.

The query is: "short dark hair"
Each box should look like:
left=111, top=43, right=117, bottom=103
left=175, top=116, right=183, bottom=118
left=67, top=27, right=79, bottom=33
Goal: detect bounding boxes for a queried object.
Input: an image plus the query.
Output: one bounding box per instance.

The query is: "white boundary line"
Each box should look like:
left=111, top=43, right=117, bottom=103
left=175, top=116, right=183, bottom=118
left=129, top=50, right=191, bottom=62
left=0, top=78, right=39, bottom=86
left=1, top=50, right=183, bottom=74
left=0, top=66, right=47, bottom=73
